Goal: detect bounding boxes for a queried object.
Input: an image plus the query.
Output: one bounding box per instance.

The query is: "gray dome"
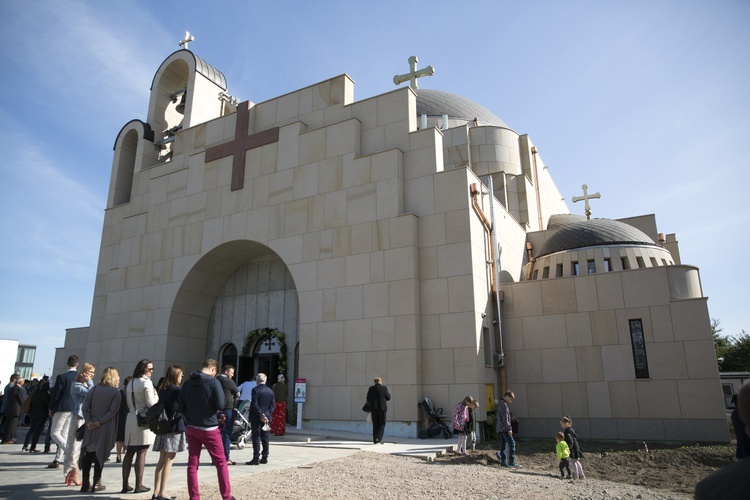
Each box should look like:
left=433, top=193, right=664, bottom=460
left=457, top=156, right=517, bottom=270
left=538, top=218, right=658, bottom=257
left=416, top=89, right=508, bottom=128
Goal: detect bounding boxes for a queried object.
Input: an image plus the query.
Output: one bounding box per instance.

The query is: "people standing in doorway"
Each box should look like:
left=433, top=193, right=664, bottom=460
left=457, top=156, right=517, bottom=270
left=114, top=376, right=132, bottom=463
left=152, top=365, right=186, bottom=500
left=80, top=367, right=121, bottom=492
left=495, top=390, right=521, bottom=468
left=560, top=416, right=585, bottom=479
left=271, top=374, right=288, bottom=436
left=217, top=364, right=239, bottom=465
left=366, top=377, right=391, bottom=444
left=179, top=358, right=233, bottom=500
left=63, top=363, right=96, bottom=486
left=245, top=373, right=275, bottom=465
left=47, top=355, right=79, bottom=469
left=122, top=359, right=158, bottom=494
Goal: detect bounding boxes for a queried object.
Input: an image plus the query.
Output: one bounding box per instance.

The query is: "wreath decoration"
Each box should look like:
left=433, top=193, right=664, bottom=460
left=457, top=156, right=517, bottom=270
left=241, top=327, right=287, bottom=377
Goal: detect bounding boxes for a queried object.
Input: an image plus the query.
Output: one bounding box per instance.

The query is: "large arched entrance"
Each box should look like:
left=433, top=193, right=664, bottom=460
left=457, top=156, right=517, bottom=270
left=165, top=241, right=299, bottom=395
left=203, top=246, right=298, bottom=395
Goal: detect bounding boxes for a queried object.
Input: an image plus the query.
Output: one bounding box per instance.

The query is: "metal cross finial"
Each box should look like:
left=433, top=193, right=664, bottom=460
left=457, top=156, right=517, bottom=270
left=179, top=31, right=195, bottom=50
left=572, top=184, right=601, bottom=220
left=393, top=55, right=435, bottom=90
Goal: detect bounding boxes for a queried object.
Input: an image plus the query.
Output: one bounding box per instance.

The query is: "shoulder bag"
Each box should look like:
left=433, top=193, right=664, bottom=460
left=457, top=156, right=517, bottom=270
left=132, top=383, right=149, bottom=427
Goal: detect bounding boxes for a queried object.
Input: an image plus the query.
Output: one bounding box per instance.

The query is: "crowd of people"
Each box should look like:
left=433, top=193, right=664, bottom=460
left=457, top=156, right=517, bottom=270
left=6, top=365, right=750, bottom=498
left=0, top=355, right=284, bottom=500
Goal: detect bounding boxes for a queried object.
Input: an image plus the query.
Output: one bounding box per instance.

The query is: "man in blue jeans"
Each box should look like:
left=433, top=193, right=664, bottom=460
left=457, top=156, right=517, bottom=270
left=495, top=390, right=521, bottom=468
left=217, top=365, right=239, bottom=465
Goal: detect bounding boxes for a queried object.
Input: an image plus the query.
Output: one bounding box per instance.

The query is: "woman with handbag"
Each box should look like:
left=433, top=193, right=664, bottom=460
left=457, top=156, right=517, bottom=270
left=122, top=359, right=158, bottom=494
left=152, top=365, right=186, bottom=500
left=63, top=363, right=95, bottom=486
left=80, top=367, right=121, bottom=492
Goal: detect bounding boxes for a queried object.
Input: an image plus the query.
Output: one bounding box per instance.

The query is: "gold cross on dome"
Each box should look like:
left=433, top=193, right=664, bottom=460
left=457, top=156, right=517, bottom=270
left=572, top=184, right=601, bottom=220
left=393, top=55, right=435, bottom=90
left=179, top=31, right=195, bottom=50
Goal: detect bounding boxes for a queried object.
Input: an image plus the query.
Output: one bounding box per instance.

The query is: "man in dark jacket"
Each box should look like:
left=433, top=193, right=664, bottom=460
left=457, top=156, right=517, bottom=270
left=366, top=377, right=391, bottom=444
left=47, top=354, right=78, bottom=468
left=217, top=364, right=239, bottom=465
left=178, top=359, right=233, bottom=500
left=245, top=373, right=275, bottom=465
left=1, top=377, right=26, bottom=443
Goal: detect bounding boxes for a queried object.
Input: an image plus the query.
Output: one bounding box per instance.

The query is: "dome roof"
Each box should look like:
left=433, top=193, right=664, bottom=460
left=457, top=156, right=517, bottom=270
left=537, top=218, right=658, bottom=257
left=416, top=89, right=508, bottom=128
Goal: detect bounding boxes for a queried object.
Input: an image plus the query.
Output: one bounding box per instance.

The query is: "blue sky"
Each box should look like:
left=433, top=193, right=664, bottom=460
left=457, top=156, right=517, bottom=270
left=1, top=0, right=748, bottom=376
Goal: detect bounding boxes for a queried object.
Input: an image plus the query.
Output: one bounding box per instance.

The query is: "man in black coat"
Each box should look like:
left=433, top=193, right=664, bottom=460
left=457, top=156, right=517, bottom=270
left=217, top=364, right=239, bottom=465
left=366, top=377, right=391, bottom=444
left=245, top=373, right=275, bottom=465
left=1, top=377, right=26, bottom=443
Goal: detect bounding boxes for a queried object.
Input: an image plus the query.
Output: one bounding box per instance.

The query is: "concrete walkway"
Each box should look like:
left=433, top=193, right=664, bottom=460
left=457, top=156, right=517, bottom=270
left=0, top=427, right=456, bottom=499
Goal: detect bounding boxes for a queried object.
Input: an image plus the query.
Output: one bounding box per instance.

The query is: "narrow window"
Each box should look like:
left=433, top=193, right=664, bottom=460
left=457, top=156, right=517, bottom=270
left=555, top=264, right=563, bottom=277
left=532, top=269, right=538, bottom=280
left=542, top=266, right=550, bottom=279
left=587, top=260, right=596, bottom=274
left=604, top=258, right=611, bottom=272
left=661, top=259, right=668, bottom=266
left=629, top=319, right=650, bottom=379
left=571, top=261, right=579, bottom=276
left=636, top=257, right=646, bottom=268
left=621, top=257, right=630, bottom=270
left=650, top=257, right=658, bottom=267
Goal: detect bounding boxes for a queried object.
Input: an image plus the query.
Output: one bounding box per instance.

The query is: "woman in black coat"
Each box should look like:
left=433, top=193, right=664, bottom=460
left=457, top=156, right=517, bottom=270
left=25, top=380, right=50, bottom=452
left=366, top=377, right=391, bottom=444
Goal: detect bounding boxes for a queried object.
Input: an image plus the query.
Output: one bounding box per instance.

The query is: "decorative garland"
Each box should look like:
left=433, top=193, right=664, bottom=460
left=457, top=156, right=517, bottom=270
left=241, top=327, right=287, bottom=377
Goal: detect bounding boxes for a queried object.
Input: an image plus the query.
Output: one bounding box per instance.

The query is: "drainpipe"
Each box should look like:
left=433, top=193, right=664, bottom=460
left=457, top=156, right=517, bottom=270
left=469, top=180, right=504, bottom=366
left=488, top=175, right=504, bottom=367
left=531, top=146, right=544, bottom=230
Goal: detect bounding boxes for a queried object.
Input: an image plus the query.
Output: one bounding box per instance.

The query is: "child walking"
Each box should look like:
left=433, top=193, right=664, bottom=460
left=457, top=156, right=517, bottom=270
left=555, top=431, right=572, bottom=479
left=560, top=416, right=585, bottom=479
left=495, top=390, right=521, bottom=467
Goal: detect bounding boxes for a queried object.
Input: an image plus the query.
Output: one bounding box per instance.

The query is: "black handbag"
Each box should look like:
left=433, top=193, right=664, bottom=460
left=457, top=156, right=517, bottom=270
left=362, top=401, right=371, bottom=413
left=146, top=401, right=171, bottom=435
left=75, top=422, right=85, bottom=441
left=132, top=384, right=149, bottom=428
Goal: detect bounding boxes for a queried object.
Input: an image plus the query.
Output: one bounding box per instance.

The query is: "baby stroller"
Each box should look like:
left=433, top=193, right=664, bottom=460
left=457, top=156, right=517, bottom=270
left=231, top=404, right=252, bottom=449
left=417, top=397, right=453, bottom=439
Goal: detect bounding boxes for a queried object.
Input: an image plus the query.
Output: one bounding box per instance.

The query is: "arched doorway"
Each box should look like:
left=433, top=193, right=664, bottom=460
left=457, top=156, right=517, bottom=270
left=251, top=335, right=280, bottom=387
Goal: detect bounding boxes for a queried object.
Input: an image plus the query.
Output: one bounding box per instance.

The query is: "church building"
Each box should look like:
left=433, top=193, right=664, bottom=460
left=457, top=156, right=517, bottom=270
left=56, top=46, right=727, bottom=442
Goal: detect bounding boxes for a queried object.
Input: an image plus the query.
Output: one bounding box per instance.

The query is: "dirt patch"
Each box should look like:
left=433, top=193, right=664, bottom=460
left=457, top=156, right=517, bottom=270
left=434, top=439, right=736, bottom=495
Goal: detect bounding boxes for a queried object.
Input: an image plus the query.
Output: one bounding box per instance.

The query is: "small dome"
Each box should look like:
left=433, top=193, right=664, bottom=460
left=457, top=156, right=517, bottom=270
left=416, top=89, right=508, bottom=128
left=537, top=218, right=658, bottom=257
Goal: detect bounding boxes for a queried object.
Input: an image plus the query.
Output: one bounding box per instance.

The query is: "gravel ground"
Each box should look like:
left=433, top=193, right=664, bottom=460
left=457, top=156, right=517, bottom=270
left=174, top=450, right=694, bottom=499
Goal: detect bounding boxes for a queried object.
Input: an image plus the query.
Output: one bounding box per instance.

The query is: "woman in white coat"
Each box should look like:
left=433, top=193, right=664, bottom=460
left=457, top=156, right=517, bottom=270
left=121, top=359, right=158, bottom=494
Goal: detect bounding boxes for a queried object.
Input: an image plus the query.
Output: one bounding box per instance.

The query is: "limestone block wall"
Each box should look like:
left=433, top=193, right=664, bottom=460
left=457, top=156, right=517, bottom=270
left=501, top=266, right=728, bottom=442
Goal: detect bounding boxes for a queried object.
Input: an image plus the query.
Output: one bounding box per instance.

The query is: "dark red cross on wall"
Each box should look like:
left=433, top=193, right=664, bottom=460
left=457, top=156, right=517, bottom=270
left=204, top=101, right=280, bottom=191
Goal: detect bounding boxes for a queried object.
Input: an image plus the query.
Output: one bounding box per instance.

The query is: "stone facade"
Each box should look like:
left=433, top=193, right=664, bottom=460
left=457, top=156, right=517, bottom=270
left=56, top=49, right=727, bottom=441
